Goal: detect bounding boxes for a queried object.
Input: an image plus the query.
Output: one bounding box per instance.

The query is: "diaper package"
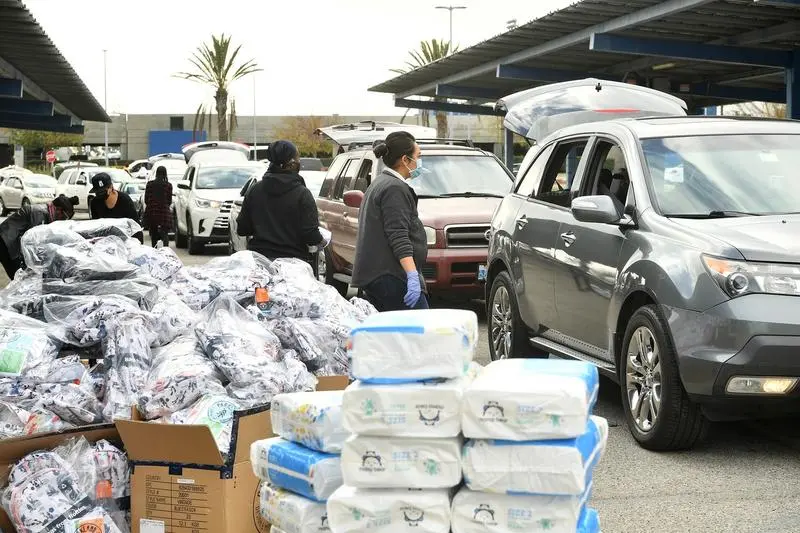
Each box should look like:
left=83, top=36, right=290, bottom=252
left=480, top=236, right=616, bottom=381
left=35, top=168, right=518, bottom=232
left=462, top=359, right=599, bottom=440
left=450, top=484, right=591, bottom=533
left=348, top=309, right=477, bottom=382
left=258, top=483, right=330, bottom=533
left=578, top=508, right=601, bottom=533
left=271, top=390, right=347, bottom=453
left=327, top=485, right=452, bottom=533
left=251, top=437, right=342, bottom=502
left=342, top=363, right=481, bottom=438
left=341, top=435, right=462, bottom=489
left=462, top=416, right=609, bottom=496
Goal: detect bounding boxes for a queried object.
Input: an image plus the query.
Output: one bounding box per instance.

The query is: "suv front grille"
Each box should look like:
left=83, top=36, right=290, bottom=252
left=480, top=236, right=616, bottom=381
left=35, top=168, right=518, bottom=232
left=421, top=263, right=437, bottom=280
left=219, top=200, right=233, bottom=214
left=445, top=224, right=491, bottom=248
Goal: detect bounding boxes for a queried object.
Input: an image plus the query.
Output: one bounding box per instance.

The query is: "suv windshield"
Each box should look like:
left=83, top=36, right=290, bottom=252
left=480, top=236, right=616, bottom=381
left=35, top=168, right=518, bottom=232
left=196, top=166, right=261, bottom=189
left=642, top=134, right=800, bottom=217
left=409, top=155, right=513, bottom=198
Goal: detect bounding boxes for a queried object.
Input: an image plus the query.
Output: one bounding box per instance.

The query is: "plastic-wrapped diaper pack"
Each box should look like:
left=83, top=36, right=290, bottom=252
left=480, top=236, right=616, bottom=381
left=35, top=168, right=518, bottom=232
left=462, top=359, right=599, bottom=441
left=257, top=483, right=330, bottom=533
left=342, top=363, right=481, bottom=438
left=251, top=437, right=342, bottom=502
left=450, top=484, right=592, bottom=533
left=577, top=508, right=601, bottom=533
left=327, top=486, right=451, bottom=533
left=271, top=391, right=347, bottom=453
left=341, top=435, right=462, bottom=489
left=348, top=309, right=477, bottom=382
left=462, top=415, right=609, bottom=496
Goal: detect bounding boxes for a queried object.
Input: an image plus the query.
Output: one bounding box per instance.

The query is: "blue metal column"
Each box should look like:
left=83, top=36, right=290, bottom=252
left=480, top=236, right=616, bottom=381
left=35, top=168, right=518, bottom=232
left=504, top=129, right=515, bottom=170
left=787, top=52, right=800, bottom=120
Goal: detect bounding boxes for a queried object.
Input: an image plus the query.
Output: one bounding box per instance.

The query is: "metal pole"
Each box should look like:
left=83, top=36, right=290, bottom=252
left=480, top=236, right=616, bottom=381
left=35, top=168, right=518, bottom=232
left=253, top=74, right=257, bottom=157
left=103, top=49, right=108, bottom=166
left=449, top=10, right=453, bottom=49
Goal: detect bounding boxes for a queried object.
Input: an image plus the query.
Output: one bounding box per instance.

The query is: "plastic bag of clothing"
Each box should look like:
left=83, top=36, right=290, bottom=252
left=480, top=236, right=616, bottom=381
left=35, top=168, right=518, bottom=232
left=0, top=401, right=31, bottom=439
left=187, top=251, right=276, bottom=301
left=126, top=241, right=182, bottom=282
left=164, top=394, right=243, bottom=454
left=54, top=217, right=142, bottom=240
left=44, top=244, right=139, bottom=282
left=0, top=378, right=35, bottom=402
left=168, top=269, right=221, bottom=311
left=267, top=317, right=344, bottom=372
left=0, top=270, right=43, bottom=316
left=34, top=381, right=103, bottom=426
left=22, top=404, right=75, bottom=435
left=42, top=278, right=160, bottom=311
left=226, top=350, right=316, bottom=408
left=87, top=235, right=129, bottom=261
left=349, top=296, right=378, bottom=319
left=149, top=288, right=199, bottom=347
left=0, top=309, right=60, bottom=381
left=43, top=295, right=141, bottom=347
left=259, top=278, right=328, bottom=319
left=19, top=225, right=87, bottom=272
left=270, top=257, right=314, bottom=281
left=138, top=336, right=225, bottom=419
left=101, top=313, right=154, bottom=421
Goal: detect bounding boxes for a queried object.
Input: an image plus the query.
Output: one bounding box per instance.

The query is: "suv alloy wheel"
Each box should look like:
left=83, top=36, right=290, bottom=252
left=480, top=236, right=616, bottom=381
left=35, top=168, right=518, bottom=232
left=187, top=214, right=204, bottom=255
left=620, top=305, right=709, bottom=450
left=487, top=271, right=536, bottom=360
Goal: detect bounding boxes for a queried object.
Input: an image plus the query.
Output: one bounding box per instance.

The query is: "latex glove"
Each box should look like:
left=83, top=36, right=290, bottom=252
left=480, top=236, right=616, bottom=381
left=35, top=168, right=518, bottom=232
left=404, top=271, right=422, bottom=308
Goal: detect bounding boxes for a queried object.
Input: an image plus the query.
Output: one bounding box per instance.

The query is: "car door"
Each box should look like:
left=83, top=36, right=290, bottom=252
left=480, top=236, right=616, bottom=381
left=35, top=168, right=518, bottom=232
left=176, top=166, right=195, bottom=232
left=230, top=177, right=254, bottom=252
left=338, top=157, right=373, bottom=270
left=5, top=178, right=22, bottom=208
left=326, top=155, right=363, bottom=268
left=552, top=137, right=628, bottom=358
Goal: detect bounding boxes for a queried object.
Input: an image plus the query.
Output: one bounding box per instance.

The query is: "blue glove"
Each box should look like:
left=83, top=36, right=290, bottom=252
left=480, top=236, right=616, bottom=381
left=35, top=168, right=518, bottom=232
left=404, top=271, right=422, bottom=308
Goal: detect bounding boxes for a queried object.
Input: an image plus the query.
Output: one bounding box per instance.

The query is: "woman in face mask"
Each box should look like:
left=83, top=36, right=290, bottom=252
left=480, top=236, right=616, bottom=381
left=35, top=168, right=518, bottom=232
left=0, top=194, right=78, bottom=279
left=143, top=166, right=173, bottom=248
left=89, top=172, right=144, bottom=243
left=351, top=131, right=429, bottom=311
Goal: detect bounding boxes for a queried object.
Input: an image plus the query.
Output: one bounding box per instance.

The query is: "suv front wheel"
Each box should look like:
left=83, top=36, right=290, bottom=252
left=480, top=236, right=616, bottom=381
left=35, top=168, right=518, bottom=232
left=487, top=271, right=534, bottom=361
left=620, top=305, right=709, bottom=450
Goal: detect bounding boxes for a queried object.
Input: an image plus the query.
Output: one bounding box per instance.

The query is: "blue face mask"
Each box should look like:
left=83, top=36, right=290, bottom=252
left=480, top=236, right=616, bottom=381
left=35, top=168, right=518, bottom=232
left=408, top=157, right=423, bottom=179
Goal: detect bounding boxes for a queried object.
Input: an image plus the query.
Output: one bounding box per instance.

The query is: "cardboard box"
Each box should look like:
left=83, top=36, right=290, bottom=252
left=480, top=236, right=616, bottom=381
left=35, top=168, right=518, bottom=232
left=118, top=376, right=349, bottom=533
left=0, top=423, right=121, bottom=532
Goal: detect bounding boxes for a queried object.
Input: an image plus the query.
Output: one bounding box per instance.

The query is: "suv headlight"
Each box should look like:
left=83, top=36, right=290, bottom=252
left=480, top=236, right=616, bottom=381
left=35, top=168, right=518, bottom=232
left=424, top=226, right=437, bottom=247
left=194, top=198, right=221, bottom=209
left=703, top=255, right=800, bottom=297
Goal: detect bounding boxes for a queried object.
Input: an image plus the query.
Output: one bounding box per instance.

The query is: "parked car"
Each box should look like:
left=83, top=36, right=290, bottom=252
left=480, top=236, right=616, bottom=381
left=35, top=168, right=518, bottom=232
left=127, top=159, right=152, bottom=179
left=57, top=166, right=129, bottom=212
left=174, top=142, right=265, bottom=254
left=300, top=158, right=325, bottom=171
left=0, top=165, right=33, bottom=181
left=53, top=161, right=98, bottom=180
left=0, top=173, right=57, bottom=215
left=119, top=180, right=146, bottom=219
left=485, top=78, right=800, bottom=451
left=316, top=129, right=514, bottom=299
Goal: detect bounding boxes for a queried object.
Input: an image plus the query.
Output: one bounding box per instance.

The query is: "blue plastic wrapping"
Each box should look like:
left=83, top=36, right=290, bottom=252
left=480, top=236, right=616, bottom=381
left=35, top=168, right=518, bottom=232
left=577, top=507, right=601, bottom=533
left=250, top=437, right=342, bottom=502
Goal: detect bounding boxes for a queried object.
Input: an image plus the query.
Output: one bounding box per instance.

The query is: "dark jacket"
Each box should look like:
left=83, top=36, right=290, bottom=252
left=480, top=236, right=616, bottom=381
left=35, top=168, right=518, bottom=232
left=143, top=179, right=173, bottom=230
left=351, top=170, right=428, bottom=288
left=236, top=171, right=322, bottom=262
left=0, top=204, right=52, bottom=261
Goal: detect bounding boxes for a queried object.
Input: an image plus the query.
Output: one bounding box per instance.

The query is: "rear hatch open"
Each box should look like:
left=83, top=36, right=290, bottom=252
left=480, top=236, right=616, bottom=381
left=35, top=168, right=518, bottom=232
left=315, top=121, right=437, bottom=151
left=496, top=78, right=688, bottom=142
left=182, top=141, right=250, bottom=164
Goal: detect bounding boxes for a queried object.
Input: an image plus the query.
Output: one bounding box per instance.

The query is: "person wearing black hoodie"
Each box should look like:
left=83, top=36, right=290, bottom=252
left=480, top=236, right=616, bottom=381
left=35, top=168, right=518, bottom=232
left=235, top=140, right=324, bottom=264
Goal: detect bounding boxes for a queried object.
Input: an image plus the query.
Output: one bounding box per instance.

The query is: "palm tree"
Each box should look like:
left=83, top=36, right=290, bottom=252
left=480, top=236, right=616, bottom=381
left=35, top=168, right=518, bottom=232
left=176, top=34, right=260, bottom=141
left=392, top=39, right=460, bottom=138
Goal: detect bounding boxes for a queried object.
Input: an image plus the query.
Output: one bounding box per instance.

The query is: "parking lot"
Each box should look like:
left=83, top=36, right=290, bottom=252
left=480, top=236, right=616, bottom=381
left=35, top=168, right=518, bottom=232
left=2, top=227, right=798, bottom=533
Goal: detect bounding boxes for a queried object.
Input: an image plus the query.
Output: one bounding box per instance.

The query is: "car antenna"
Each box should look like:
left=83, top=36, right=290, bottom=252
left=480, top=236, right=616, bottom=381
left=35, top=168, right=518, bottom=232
left=595, top=82, right=602, bottom=92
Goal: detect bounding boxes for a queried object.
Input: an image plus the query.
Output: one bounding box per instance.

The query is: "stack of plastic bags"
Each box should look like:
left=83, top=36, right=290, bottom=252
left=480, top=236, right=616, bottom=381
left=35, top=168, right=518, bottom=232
left=251, top=390, right=347, bottom=533
left=455, top=358, right=607, bottom=533
left=327, top=309, right=480, bottom=533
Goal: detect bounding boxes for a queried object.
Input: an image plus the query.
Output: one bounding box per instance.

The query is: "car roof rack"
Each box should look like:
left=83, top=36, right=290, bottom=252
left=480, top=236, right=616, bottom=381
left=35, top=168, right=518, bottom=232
left=344, top=141, right=377, bottom=152
left=415, top=138, right=475, bottom=148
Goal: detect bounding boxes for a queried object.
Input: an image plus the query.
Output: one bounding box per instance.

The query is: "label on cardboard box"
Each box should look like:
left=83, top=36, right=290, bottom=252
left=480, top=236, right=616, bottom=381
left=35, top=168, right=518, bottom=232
left=142, top=473, right=211, bottom=531
left=140, top=518, right=165, bottom=533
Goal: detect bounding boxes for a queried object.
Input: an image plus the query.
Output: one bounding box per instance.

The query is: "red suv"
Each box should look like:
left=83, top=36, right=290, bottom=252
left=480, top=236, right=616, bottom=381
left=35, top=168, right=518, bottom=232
left=316, top=139, right=514, bottom=301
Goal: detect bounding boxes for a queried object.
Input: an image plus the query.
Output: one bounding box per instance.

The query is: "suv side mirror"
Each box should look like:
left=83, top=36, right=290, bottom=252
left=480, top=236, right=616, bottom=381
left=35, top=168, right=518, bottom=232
left=571, top=195, right=622, bottom=224
left=76, top=179, right=86, bottom=186
left=343, top=190, right=364, bottom=209
left=177, top=181, right=190, bottom=190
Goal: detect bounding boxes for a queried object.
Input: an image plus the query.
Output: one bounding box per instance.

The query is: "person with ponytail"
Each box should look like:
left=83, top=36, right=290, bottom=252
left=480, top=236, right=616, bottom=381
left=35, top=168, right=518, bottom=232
left=351, top=131, right=429, bottom=311
left=143, top=165, right=174, bottom=247
left=236, top=140, right=326, bottom=264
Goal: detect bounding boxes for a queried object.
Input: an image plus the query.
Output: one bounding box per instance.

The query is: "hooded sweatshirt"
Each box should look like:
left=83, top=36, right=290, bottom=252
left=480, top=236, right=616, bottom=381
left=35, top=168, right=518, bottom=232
left=236, top=171, right=322, bottom=262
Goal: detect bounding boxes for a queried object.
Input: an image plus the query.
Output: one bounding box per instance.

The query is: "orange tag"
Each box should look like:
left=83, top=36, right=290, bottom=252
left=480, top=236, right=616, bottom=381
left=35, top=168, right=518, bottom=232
left=255, top=287, right=270, bottom=303
left=73, top=517, right=104, bottom=533
left=95, top=480, right=113, bottom=499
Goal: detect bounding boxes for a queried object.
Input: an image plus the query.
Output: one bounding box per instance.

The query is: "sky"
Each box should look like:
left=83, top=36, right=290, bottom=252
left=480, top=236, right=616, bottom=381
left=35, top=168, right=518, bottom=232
left=23, top=0, right=574, bottom=116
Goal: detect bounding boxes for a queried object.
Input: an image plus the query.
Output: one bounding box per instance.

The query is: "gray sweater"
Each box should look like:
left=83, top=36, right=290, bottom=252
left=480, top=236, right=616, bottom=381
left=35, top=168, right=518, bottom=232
left=351, top=170, right=428, bottom=288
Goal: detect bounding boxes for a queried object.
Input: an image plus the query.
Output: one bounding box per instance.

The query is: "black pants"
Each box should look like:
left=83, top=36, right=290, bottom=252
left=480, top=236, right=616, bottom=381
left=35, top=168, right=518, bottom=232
left=0, top=240, right=21, bottom=280
left=150, top=226, right=169, bottom=248
left=363, top=274, right=429, bottom=312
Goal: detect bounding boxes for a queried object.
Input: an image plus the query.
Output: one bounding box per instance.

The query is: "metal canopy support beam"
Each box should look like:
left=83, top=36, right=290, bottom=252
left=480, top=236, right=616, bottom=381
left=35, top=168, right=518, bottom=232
left=0, top=98, right=54, bottom=115
left=394, top=0, right=715, bottom=98
left=495, top=64, right=615, bottom=83
left=787, top=52, right=800, bottom=120
left=395, top=98, right=504, bottom=116
left=672, top=82, right=785, bottom=103
left=0, top=78, right=23, bottom=98
left=435, top=84, right=507, bottom=100
left=0, top=111, right=76, bottom=132
left=590, top=33, right=792, bottom=68
left=503, top=129, right=514, bottom=171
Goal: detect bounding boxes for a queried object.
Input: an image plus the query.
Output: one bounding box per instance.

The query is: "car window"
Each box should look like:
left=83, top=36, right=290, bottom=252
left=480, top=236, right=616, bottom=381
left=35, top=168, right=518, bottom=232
left=333, top=157, right=362, bottom=200
left=320, top=155, right=348, bottom=198
left=409, top=154, right=512, bottom=198
left=516, top=144, right=555, bottom=198
left=352, top=159, right=373, bottom=193
left=69, top=172, right=82, bottom=185
left=578, top=140, right=630, bottom=208
left=534, top=139, right=589, bottom=208
left=195, top=166, right=261, bottom=189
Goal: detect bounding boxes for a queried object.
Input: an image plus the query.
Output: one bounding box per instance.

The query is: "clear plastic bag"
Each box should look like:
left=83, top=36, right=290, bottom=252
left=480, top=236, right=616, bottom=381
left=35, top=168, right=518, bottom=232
left=138, top=336, right=226, bottom=419
left=168, top=269, right=221, bottom=311
left=186, top=251, right=276, bottom=301
left=0, top=401, right=31, bottom=439
left=0, top=270, right=43, bottom=316
left=126, top=241, right=183, bottom=282
left=101, top=313, right=153, bottom=421
left=0, top=309, right=60, bottom=381
left=44, top=244, right=139, bottom=282
left=52, top=218, right=143, bottom=240
left=43, top=295, right=141, bottom=348
left=349, top=296, right=378, bottom=319
left=87, top=236, right=130, bottom=261
left=164, top=394, right=243, bottom=455
left=149, top=288, right=199, bottom=347
left=42, top=278, right=160, bottom=311
left=270, top=257, right=314, bottom=281
left=19, top=225, right=87, bottom=272
left=268, top=317, right=350, bottom=375
left=227, top=350, right=317, bottom=407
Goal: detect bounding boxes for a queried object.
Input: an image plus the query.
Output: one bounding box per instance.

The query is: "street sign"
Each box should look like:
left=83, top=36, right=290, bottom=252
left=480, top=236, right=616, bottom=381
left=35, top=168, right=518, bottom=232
left=45, top=150, right=56, bottom=163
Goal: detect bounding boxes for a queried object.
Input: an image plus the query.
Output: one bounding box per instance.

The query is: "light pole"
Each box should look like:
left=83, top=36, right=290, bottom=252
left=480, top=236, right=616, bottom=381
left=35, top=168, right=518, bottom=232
left=435, top=5, right=466, bottom=49
left=252, top=73, right=257, bottom=156
left=103, top=49, right=109, bottom=166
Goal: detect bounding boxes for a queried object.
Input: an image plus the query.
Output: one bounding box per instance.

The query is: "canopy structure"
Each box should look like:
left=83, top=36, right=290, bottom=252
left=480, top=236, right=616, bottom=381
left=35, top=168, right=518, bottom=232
left=0, top=0, right=109, bottom=134
left=371, top=0, right=800, bottom=124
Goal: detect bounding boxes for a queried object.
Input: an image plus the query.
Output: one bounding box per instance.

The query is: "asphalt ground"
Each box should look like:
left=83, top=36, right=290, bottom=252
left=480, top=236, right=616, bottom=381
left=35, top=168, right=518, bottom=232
left=1, top=225, right=799, bottom=532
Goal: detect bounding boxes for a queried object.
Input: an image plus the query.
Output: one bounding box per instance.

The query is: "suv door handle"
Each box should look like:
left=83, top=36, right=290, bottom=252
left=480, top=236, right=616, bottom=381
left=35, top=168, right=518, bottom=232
left=560, top=231, right=576, bottom=247
left=516, top=215, right=528, bottom=229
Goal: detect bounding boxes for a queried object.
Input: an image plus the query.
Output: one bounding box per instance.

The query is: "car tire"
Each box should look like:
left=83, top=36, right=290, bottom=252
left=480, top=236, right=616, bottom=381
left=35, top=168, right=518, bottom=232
left=619, top=304, right=709, bottom=451
left=187, top=215, right=204, bottom=255
left=0, top=197, right=6, bottom=216
left=323, top=247, right=348, bottom=297
left=175, top=212, right=187, bottom=248
left=487, top=270, right=537, bottom=361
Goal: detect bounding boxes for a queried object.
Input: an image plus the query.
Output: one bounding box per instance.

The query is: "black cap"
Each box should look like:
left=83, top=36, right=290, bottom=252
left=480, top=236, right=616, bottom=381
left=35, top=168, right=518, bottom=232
left=89, top=172, right=113, bottom=194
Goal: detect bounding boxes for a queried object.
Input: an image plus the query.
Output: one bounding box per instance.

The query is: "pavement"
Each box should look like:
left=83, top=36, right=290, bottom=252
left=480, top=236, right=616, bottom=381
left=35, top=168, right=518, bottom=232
left=2, top=232, right=800, bottom=532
